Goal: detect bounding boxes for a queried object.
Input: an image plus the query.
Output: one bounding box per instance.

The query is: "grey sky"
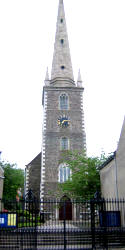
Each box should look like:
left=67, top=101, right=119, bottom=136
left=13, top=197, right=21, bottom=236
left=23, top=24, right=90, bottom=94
left=0, top=0, right=125, bottom=168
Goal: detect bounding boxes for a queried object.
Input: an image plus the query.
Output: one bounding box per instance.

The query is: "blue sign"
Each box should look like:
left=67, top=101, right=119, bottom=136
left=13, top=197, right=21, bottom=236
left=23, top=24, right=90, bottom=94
left=0, top=213, right=17, bottom=228
left=99, top=211, right=121, bottom=227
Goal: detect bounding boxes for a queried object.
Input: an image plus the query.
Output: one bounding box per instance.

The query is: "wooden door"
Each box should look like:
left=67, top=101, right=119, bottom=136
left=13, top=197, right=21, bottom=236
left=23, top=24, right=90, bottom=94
left=59, top=196, right=72, bottom=220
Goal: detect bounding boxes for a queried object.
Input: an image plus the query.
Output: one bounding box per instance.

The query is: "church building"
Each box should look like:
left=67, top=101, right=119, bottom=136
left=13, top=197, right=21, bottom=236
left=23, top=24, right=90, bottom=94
left=100, top=116, right=125, bottom=199
left=25, top=0, right=86, bottom=201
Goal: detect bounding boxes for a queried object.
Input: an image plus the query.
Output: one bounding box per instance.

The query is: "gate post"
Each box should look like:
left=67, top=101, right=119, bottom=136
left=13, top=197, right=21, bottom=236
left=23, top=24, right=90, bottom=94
left=100, top=199, right=108, bottom=249
left=90, top=199, right=96, bottom=249
left=63, top=200, right=67, bottom=250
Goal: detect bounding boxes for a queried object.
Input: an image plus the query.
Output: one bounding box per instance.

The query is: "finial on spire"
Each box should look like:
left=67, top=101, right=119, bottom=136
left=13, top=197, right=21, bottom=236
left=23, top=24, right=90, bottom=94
left=77, top=69, right=83, bottom=87
left=45, top=67, right=49, bottom=81
left=44, top=67, right=50, bottom=86
left=60, top=0, right=63, bottom=4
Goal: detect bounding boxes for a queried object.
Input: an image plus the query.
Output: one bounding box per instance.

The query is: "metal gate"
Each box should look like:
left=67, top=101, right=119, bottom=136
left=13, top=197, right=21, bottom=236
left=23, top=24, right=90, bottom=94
left=0, top=198, right=125, bottom=249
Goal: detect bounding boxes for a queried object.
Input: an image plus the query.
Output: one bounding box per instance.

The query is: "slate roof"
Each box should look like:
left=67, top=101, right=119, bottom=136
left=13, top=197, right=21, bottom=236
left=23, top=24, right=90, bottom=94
left=99, top=151, right=116, bottom=170
left=26, top=152, right=41, bottom=167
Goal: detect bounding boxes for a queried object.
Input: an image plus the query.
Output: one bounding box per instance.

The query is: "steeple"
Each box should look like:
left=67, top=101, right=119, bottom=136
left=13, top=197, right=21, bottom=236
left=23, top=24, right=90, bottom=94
left=51, top=0, right=74, bottom=85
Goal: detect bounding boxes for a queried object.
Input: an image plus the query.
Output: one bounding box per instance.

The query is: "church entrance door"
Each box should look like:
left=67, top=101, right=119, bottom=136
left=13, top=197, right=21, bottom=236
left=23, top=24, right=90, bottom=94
left=59, top=196, right=72, bottom=220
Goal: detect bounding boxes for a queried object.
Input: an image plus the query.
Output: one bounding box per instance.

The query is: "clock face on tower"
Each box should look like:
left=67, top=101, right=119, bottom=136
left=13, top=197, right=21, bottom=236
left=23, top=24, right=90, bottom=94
left=57, top=116, right=70, bottom=128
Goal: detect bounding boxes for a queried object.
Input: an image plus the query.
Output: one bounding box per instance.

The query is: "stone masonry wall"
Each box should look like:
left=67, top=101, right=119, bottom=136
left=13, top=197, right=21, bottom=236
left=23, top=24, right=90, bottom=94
left=41, top=86, right=86, bottom=199
left=27, top=153, right=41, bottom=200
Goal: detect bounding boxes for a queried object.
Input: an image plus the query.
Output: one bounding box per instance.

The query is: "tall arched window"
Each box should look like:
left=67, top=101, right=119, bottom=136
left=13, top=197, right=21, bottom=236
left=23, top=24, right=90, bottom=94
left=60, top=94, right=68, bottom=110
left=61, top=137, right=69, bottom=150
left=59, top=163, right=71, bottom=183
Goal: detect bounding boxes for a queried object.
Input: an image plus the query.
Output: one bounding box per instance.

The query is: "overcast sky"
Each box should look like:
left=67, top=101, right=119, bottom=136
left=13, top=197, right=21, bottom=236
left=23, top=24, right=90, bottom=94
left=0, top=0, right=125, bottom=168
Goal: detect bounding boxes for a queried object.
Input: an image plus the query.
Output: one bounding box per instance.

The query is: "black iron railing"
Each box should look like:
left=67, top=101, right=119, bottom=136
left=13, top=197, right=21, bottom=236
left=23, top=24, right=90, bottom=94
left=0, top=198, right=125, bottom=249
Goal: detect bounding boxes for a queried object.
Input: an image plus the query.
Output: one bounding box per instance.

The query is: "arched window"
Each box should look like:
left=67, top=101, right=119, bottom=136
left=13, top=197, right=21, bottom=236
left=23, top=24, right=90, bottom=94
left=60, top=94, right=68, bottom=110
left=61, top=137, right=69, bottom=150
left=59, top=163, right=71, bottom=183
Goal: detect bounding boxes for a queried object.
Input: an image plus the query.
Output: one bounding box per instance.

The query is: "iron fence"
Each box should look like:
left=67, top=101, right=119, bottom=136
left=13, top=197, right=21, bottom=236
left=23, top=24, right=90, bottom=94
left=0, top=198, right=125, bottom=249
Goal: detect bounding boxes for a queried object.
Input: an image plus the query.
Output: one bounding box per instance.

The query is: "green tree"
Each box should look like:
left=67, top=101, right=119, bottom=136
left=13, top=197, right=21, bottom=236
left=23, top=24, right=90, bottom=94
left=59, top=150, right=108, bottom=200
left=0, top=161, right=24, bottom=200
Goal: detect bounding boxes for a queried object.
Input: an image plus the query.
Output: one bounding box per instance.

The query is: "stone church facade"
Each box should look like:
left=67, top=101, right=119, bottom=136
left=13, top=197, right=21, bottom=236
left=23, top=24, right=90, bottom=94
left=25, top=0, right=86, bottom=201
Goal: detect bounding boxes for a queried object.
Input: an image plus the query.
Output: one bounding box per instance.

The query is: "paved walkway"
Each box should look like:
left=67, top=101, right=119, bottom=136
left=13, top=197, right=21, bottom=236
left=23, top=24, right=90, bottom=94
left=38, top=220, right=78, bottom=230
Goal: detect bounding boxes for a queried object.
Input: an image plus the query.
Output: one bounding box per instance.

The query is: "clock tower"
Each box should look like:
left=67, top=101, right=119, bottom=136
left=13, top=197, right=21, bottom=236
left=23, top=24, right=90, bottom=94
left=40, top=0, right=86, bottom=200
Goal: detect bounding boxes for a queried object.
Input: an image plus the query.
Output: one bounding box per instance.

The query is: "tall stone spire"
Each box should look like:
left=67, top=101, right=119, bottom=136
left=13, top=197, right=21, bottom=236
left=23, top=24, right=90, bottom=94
left=51, top=0, right=74, bottom=85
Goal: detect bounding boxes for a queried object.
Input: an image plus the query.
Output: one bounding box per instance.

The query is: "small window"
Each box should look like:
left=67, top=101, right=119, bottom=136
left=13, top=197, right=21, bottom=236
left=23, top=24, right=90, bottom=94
left=60, top=19, right=63, bottom=23
left=61, top=137, right=69, bottom=150
left=61, top=65, right=65, bottom=70
left=59, top=163, right=71, bottom=183
left=60, top=94, right=68, bottom=110
left=60, top=39, right=64, bottom=44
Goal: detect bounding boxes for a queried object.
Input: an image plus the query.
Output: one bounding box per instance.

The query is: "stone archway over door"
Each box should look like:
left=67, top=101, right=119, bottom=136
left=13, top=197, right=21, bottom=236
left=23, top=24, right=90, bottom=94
left=59, top=196, right=72, bottom=220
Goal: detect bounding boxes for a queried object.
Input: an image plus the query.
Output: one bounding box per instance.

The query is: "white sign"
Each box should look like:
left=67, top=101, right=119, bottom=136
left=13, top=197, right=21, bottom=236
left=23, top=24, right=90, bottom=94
left=0, top=218, right=4, bottom=224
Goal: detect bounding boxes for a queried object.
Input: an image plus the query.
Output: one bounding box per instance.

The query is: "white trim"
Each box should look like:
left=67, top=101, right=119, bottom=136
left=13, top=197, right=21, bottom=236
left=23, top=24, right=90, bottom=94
left=25, top=167, right=30, bottom=193
left=40, top=90, right=48, bottom=202
left=80, top=95, right=86, bottom=150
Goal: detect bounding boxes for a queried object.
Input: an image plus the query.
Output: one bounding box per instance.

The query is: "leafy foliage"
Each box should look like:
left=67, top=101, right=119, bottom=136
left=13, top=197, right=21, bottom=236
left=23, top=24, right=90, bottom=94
left=59, top=150, right=108, bottom=200
left=0, top=161, right=24, bottom=200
